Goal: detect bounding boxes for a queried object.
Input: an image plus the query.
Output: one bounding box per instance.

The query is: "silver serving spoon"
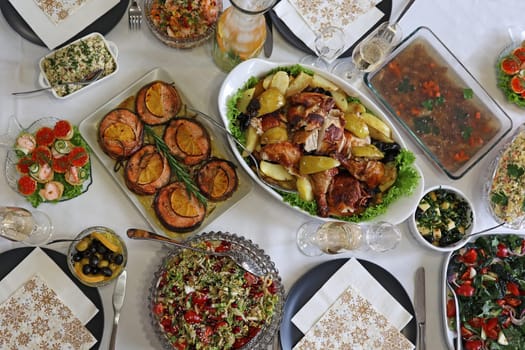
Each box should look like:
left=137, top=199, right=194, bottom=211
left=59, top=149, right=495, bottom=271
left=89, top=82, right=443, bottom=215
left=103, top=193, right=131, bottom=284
left=444, top=223, right=504, bottom=250
left=186, top=107, right=297, bottom=194
left=126, top=228, right=266, bottom=277
left=12, top=68, right=104, bottom=96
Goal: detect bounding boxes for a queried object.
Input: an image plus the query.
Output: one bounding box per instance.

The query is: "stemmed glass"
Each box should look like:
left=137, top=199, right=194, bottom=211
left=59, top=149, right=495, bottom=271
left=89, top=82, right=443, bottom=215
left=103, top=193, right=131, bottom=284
left=300, top=26, right=345, bottom=70
left=331, top=21, right=403, bottom=81
left=296, top=220, right=401, bottom=257
left=0, top=206, right=53, bottom=245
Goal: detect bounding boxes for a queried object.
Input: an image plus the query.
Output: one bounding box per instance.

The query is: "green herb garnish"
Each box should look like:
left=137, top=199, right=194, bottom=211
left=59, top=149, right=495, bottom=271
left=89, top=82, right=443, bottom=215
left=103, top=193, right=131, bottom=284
left=463, top=88, right=474, bottom=99
left=507, top=163, right=525, bottom=178
left=144, top=125, right=207, bottom=205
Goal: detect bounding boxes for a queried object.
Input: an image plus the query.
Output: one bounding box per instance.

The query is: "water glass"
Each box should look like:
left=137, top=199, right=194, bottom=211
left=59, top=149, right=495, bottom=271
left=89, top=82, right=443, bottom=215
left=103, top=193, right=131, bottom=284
left=300, top=26, right=345, bottom=70
left=0, top=206, right=53, bottom=245
left=296, top=220, right=401, bottom=256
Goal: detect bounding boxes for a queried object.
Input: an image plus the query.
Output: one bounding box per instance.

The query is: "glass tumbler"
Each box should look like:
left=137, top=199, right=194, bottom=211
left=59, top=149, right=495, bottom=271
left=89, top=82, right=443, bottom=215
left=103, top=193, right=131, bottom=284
left=0, top=206, right=53, bottom=245
left=296, top=220, right=401, bottom=256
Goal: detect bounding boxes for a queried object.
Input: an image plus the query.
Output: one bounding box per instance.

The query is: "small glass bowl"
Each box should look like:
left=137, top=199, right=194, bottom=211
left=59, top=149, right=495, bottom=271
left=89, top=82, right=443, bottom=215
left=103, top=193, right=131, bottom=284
left=408, top=185, right=475, bottom=253
left=143, top=0, right=221, bottom=49
left=148, top=231, right=284, bottom=350
left=67, top=226, right=127, bottom=287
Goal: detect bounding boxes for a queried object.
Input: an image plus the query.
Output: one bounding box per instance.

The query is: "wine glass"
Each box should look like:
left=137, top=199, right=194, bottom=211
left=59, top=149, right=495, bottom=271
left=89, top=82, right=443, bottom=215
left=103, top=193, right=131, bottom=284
left=0, top=206, right=53, bottom=245
left=296, top=220, right=401, bottom=257
left=331, top=21, right=403, bottom=81
left=300, top=26, right=345, bottom=70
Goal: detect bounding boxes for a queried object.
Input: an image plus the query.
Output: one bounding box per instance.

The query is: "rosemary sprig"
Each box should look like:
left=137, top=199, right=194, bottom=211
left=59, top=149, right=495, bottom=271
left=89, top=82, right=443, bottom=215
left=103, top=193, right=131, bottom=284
left=144, top=125, right=207, bottom=205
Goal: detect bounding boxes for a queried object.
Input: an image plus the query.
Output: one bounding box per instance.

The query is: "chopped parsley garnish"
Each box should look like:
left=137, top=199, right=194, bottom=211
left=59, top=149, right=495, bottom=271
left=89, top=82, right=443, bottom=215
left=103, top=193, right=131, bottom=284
left=491, top=191, right=508, bottom=206
left=463, top=88, right=474, bottom=99
left=507, top=163, right=525, bottom=178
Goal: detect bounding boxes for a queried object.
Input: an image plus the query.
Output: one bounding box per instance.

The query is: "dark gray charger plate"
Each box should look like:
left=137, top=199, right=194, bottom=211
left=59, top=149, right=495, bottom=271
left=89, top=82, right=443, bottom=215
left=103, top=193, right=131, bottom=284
left=269, top=0, right=392, bottom=58
left=0, top=247, right=104, bottom=350
left=0, top=0, right=129, bottom=48
left=279, top=258, right=416, bottom=350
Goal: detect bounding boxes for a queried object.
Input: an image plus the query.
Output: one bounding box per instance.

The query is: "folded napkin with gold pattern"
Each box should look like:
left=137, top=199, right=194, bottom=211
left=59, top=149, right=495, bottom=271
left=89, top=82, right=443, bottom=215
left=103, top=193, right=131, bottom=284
left=0, top=273, right=97, bottom=350
left=0, top=247, right=98, bottom=325
left=34, top=0, right=90, bottom=24
left=8, top=0, right=119, bottom=49
left=293, top=285, right=414, bottom=349
left=274, top=0, right=384, bottom=62
left=292, top=258, right=412, bottom=334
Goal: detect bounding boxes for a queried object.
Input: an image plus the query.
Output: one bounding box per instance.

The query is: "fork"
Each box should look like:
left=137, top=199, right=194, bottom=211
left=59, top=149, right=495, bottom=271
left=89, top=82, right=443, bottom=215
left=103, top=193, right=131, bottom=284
left=128, top=0, right=142, bottom=30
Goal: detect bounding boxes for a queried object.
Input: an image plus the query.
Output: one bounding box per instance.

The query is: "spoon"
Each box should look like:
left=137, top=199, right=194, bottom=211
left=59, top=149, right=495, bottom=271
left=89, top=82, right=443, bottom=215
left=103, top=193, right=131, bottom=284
left=185, top=107, right=296, bottom=194
left=12, top=68, right=104, bottom=96
left=126, top=228, right=266, bottom=277
left=445, top=223, right=505, bottom=250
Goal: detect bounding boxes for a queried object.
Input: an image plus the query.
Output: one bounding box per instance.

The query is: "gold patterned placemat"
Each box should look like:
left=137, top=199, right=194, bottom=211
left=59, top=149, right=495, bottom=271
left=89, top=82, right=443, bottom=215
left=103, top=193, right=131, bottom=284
left=293, top=286, right=414, bottom=350
left=34, top=0, right=90, bottom=24
left=0, top=273, right=97, bottom=350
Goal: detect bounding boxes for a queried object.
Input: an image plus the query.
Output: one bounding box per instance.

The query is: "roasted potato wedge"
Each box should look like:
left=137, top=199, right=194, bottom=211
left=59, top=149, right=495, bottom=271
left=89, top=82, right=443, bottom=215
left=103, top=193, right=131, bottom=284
left=286, top=71, right=313, bottom=97
left=270, top=71, right=290, bottom=95
left=260, top=161, right=294, bottom=181
left=343, top=112, right=369, bottom=139
left=347, top=101, right=367, bottom=114
left=260, top=126, right=288, bottom=144
left=361, top=112, right=391, bottom=139
left=243, top=125, right=259, bottom=156
left=310, top=74, right=339, bottom=91
left=331, top=90, right=348, bottom=112
left=237, top=87, right=255, bottom=114
left=351, top=144, right=384, bottom=159
left=257, top=88, right=286, bottom=116
left=299, top=155, right=340, bottom=175
left=296, top=176, right=314, bottom=201
left=378, top=162, right=398, bottom=192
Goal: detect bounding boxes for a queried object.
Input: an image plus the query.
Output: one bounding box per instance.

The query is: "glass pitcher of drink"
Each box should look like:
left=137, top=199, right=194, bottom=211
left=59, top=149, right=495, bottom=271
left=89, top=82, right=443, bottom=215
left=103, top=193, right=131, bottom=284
left=0, top=206, right=53, bottom=245
left=212, top=0, right=276, bottom=72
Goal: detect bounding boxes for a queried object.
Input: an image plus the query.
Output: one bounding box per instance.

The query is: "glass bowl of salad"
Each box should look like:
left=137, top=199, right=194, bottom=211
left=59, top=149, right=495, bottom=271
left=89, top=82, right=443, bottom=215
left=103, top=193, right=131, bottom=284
left=496, top=26, right=525, bottom=108
left=143, top=0, right=221, bottom=49
left=408, top=185, right=475, bottom=252
left=149, top=231, right=284, bottom=350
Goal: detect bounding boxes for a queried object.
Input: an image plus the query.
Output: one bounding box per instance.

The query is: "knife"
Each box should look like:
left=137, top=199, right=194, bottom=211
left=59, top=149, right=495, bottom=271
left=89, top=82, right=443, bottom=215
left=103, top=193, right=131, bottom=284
left=264, top=10, right=273, bottom=58
left=415, top=267, right=426, bottom=350
left=109, top=270, right=127, bottom=350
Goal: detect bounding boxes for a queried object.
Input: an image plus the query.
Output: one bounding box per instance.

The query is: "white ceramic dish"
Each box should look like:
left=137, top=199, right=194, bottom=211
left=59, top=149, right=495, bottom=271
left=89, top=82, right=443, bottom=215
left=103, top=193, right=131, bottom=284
left=217, top=58, right=424, bottom=225
left=79, top=67, right=253, bottom=241
left=408, top=185, right=475, bottom=252
left=38, top=32, right=118, bottom=99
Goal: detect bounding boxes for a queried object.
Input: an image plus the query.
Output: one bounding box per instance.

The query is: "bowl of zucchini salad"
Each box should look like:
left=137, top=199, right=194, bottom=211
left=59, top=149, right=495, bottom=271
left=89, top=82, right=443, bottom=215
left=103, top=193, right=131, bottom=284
left=409, top=185, right=475, bottom=252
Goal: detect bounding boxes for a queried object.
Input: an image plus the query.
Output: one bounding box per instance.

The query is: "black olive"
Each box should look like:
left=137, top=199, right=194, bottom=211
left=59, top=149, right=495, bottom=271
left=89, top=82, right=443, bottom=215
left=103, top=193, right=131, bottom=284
left=102, top=267, right=113, bottom=277
left=96, top=244, right=107, bottom=255
left=88, top=244, right=97, bottom=254
left=372, top=141, right=401, bottom=163
left=113, top=254, right=124, bottom=265
left=89, top=255, right=99, bottom=267
left=91, top=267, right=100, bottom=275
left=104, top=252, right=114, bottom=261
left=82, top=265, right=92, bottom=275
left=246, top=99, right=260, bottom=118
left=73, top=253, right=83, bottom=262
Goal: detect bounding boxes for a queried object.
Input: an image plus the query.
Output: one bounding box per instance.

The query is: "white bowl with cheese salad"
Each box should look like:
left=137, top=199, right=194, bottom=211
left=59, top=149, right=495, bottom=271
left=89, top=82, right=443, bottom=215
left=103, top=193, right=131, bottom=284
left=409, top=185, right=475, bottom=252
left=38, top=32, right=119, bottom=99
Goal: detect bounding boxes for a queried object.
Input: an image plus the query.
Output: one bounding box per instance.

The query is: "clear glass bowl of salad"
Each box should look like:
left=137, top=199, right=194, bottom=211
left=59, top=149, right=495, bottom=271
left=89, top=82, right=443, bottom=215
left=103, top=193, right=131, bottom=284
left=148, top=231, right=284, bottom=350
left=496, top=26, right=525, bottom=108
left=143, top=0, right=222, bottom=49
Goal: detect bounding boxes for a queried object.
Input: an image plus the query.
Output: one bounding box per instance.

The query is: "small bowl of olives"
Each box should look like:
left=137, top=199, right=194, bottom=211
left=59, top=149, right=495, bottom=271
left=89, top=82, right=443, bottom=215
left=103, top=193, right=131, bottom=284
left=67, top=226, right=127, bottom=287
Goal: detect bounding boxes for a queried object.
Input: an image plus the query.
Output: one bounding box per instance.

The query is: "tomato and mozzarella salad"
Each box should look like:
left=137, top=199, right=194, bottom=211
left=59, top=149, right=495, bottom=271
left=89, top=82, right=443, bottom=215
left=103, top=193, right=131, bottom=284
left=447, top=235, right=525, bottom=350
left=13, top=118, right=91, bottom=207
left=151, top=239, right=280, bottom=349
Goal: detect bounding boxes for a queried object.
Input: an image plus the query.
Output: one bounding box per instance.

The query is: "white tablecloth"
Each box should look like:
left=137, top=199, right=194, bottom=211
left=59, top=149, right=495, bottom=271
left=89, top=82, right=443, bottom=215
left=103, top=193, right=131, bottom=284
left=1, top=1, right=525, bottom=349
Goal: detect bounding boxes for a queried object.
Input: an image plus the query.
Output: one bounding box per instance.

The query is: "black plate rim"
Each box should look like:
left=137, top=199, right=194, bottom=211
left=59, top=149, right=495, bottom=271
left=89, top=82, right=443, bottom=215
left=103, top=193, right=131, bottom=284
left=0, top=0, right=129, bottom=48
left=269, top=0, right=392, bottom=58
left=0, top=247, right=104, bottom=349
left=279, top=258, right=416, bottom=350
